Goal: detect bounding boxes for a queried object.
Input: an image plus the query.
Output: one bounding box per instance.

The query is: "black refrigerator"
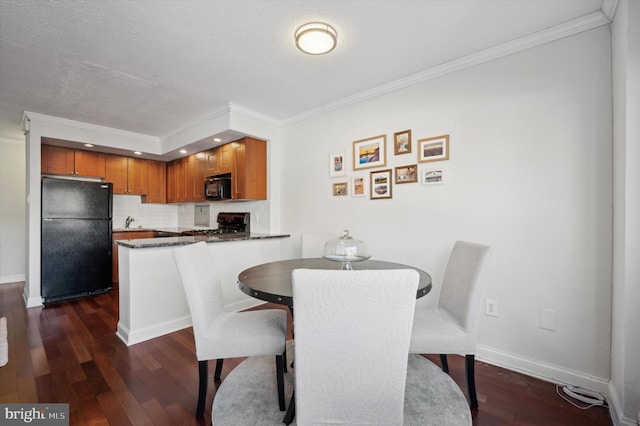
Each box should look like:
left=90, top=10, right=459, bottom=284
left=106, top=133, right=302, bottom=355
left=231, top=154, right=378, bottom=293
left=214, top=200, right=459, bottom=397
left=41, top=177, right=113, bottom=304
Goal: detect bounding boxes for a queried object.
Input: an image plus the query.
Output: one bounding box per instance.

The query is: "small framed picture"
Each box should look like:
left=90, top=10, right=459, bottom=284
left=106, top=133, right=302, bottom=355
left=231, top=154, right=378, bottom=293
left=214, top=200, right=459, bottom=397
left=422, top=168, right=445, bottom=185
left=333, top=182, right=348, bottom=196
left=393, top=130, right=412, bottom=155
left=395, top=164, right=417, bottom=184
left=353, top=134, right=386, bottom=170
left=351, top=176, right=366, bottom=197
left=418, top=134, right=449, bottom=163
left=370, top=169, right=392, bottom=199
left=330, top=152, right=346, bottom=177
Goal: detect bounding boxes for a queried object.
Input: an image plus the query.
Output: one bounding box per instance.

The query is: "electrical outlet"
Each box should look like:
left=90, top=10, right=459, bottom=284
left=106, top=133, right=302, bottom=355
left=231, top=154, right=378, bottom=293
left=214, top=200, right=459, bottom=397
left=485, top=298, right=498, bottom=317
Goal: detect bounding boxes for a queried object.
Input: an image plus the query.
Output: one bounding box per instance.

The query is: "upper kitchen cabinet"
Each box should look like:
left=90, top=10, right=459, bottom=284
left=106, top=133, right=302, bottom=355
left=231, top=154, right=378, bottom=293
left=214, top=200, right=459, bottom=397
left=233, top=137, right=267, bottom=200
left=203, top=144, right=234, bottom=176
left=41, top=144, right=106, bottom=178
left=185, top=152, right=205, bottom=202
left=105, top=155, right=148, bottom=195
left=166, top=153, right=204, bottom=203
left=144, top=160, right=167, bottom=204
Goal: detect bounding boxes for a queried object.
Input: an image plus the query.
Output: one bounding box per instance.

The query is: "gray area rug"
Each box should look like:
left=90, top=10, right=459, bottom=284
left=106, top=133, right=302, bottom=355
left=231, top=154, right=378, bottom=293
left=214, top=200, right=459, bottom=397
left=212, top=341, right=471, bottom=425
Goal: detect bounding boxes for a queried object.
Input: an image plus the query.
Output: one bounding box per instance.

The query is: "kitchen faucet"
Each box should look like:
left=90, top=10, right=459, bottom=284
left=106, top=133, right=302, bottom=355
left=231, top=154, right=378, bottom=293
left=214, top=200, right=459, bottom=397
left=125, top=216, right=135, bottom=229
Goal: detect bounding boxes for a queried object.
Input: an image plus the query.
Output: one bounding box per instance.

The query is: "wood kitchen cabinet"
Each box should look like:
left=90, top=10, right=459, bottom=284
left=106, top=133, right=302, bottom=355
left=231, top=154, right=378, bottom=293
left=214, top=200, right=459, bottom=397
left=233, top=137, right=267, bottom=200
left=185, top=152, right=205, bottom=202
left=204, top=147, right=220, bottom=175
left=144, top=160, right=167, bottom=204
left=167, top=153, right=205, bottom=203
left=203, top=144, right=235, bottom=176
left=166, top=159, right=180, bottom=203
left=105, top=155, right=148, bottom=195
left=112, top=231, right=155, bottom=284
left=41, top=144, right=106, bottom=178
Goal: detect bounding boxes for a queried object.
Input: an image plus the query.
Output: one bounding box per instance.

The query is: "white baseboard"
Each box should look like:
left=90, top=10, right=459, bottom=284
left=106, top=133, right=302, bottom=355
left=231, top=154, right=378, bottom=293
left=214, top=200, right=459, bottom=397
left=607, top=382, right=639, bottom=426
left=476, top=344, right=610, bottom=395
left=0, top=274, right=25, bottom=284
left=116, top=315, right=192, bottom=346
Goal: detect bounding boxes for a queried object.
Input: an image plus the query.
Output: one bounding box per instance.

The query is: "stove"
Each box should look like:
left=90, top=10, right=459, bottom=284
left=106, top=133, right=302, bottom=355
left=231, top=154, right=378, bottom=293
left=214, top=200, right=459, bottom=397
left=183, top=212, right=250, bottom=236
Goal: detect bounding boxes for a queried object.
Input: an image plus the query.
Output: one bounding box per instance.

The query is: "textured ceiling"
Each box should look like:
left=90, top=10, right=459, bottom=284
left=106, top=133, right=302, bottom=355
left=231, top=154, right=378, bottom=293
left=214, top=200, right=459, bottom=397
left=0, top=0, right=606, bottom=147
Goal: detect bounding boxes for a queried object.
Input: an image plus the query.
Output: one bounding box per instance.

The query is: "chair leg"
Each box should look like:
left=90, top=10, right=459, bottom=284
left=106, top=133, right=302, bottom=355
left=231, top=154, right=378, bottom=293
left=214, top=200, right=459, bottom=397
left=214, top=358, right=223, bottom=380
left=276, top=354, right=285, bottom=411
left=196, top=360, right=208, bottom=418
left=465, top=354, right=478, bottom=408
left=282, top=389, right=295, bottom=425
left=283, top=346, right=288, bottom=373
left=439, top=354, right=450, bottom=373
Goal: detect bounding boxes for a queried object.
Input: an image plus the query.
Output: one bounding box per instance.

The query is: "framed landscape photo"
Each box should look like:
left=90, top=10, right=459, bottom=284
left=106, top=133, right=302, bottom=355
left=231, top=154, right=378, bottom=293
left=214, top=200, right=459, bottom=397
left=351, top=176, right=366, bottom=197
left=418, top=134, right=449, bottom=163
left=393, top=129, right=412, bottom=155
left=333, top=182, right=348, bottom=196
left=329, top=152, right=346, bottom=177
left=422, top=168, right=445, bottom=185
left=395, top=164, right=417, bottom=184
left=370, top=169, right=392, bottom=200
left=353, top=135, right=386, bottom=170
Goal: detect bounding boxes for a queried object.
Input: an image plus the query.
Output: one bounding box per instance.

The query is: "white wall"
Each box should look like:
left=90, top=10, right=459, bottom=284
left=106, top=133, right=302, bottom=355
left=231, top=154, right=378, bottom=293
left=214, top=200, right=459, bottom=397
left=280, top=27, right=613, bottom=391
left=610, top=0, right=640, bottom=424
left=0, top=137, right=26, bottom=284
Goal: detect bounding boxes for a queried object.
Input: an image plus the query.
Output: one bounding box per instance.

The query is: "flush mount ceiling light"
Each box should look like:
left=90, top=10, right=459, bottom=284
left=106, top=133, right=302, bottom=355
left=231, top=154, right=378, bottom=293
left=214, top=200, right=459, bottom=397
left=295, top=22, right=337, bottom=55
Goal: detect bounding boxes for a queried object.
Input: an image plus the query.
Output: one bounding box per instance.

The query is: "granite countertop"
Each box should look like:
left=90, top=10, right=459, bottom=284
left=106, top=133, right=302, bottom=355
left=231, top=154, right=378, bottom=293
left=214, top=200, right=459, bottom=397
left=112, top=227, right=204, bottom=233
left=115, top=233, right=290, bottom=249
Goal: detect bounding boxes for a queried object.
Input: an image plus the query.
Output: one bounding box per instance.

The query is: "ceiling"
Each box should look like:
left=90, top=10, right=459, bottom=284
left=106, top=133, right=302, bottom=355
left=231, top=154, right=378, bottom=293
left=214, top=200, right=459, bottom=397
left=0, top=0, right=610, bottom=158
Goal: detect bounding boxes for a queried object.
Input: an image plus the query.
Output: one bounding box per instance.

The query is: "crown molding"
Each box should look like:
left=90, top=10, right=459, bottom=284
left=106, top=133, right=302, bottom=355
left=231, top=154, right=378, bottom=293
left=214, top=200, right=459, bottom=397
left=228, top=102, right=281, bottom=126
left=161, top=103, right=231, bottom=140
left=601, top=0, right=618, bottom=22
left=161, top=102, right=280, bottom=142
left=21, top=111, right=158, bottom=143
left=283, top=10, right=610, bottom=126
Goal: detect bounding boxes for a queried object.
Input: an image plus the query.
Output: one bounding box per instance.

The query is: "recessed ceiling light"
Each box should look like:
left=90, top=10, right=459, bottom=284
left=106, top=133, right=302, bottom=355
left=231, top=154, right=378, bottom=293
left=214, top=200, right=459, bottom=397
left=213, top=138, right=222, bottom=143
left=84, top=143, right=94, bottom=148
left=295, top=22, right=337, bottom=55
left=180, top=149, right=188, bottom=154
left=134, top=151, right=142, bottom=155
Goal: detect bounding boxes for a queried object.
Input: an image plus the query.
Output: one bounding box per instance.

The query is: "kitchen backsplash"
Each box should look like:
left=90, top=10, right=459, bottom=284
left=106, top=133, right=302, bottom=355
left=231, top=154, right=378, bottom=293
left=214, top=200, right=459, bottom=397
left=112, top=195, right=179, bottom=229
left=178, top=200, right=271, bottom=233
left=113, top=194, right=270, bottom=233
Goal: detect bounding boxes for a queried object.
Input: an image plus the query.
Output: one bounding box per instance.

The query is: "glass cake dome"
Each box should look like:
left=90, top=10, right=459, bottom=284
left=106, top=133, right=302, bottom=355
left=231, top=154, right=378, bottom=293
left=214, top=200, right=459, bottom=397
left=322, top=230, right=370, bottom=269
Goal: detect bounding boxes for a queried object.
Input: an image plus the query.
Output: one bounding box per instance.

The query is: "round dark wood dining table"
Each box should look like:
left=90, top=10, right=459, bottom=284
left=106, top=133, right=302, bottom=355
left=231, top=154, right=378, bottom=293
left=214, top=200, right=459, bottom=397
left=238, top=258, right=432, bottom=307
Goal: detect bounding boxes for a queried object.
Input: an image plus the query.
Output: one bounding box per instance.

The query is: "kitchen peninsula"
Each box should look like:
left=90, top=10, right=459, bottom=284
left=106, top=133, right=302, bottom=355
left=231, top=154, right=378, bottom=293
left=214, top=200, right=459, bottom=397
left=116, top=233, right=289, bottom=346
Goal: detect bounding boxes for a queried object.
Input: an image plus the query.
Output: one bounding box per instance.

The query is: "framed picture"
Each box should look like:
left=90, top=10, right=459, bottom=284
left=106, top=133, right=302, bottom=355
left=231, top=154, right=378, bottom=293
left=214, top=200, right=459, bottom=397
left=333, top=182, right=348, bottom=196
left=370, top=169, right=392, bottom=199
left=353, top=134, right=386, bottom=170
left=393, top=129, right=412, bottom=155
left=330, top=152, right=346, bottom=177
left=351, top=176, right=366, bottom=197
left=421, top=168, right=445, bottom=185
left=395, top=164, right=417, bottom=184
left=418, top=134, right=449, bottom=163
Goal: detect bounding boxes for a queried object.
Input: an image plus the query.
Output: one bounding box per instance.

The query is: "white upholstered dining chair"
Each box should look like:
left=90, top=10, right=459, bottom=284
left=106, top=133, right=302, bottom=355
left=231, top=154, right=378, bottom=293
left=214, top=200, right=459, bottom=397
left=173, top=242, right=287, bottom=418
left=409, top=240, right=490, bottom=408
left=287, top=268, right=419, bottom=425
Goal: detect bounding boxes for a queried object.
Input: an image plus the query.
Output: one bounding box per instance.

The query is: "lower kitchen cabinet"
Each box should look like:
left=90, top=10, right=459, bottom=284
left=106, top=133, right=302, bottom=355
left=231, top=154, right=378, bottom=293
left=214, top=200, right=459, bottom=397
left=112, top=231, right=155, bottom=284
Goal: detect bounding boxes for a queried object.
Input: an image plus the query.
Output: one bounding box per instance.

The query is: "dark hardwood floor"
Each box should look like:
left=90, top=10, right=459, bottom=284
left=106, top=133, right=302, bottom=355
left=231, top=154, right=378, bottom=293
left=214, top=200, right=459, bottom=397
left=1, top=282, right=611, bottom=425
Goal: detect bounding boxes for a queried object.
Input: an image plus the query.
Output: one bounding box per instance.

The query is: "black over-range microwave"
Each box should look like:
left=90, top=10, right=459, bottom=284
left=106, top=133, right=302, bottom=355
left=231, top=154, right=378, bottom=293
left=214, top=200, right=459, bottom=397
left=205, top=174, right=232, bottom=200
